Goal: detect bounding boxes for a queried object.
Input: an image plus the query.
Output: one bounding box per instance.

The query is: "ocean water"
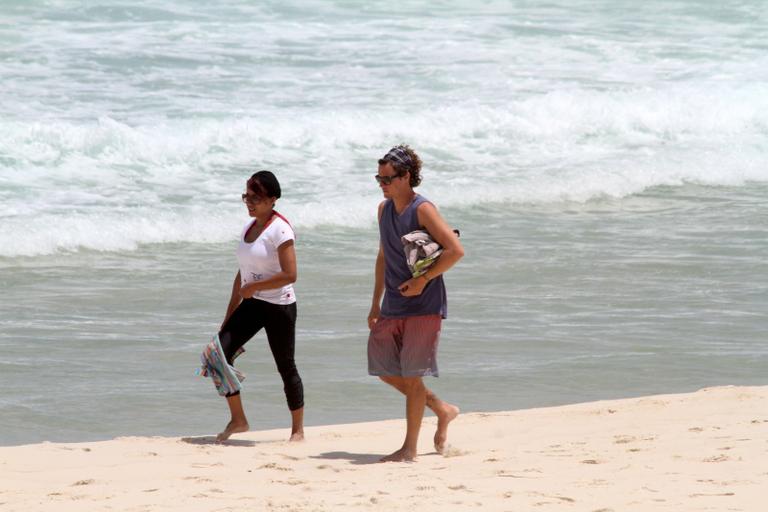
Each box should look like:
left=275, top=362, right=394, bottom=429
left=1, top=0, right=766, bottom=446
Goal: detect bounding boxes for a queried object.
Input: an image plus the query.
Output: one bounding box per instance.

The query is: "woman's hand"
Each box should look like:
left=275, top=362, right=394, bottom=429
left=239, top=282, right=257, bottom=299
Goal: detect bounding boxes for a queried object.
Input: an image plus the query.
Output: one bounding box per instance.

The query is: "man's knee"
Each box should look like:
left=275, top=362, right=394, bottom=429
left=400, top=377, right=425, bottom=394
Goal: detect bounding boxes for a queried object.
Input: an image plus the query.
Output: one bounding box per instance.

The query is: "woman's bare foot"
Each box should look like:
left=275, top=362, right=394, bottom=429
left=434, top=403, right=460, bottom=453
left=380, top=447, right=417, bottom=462
left=289, top=430, right=304, bottom=442
left=216, top=420, right=249, bottom=442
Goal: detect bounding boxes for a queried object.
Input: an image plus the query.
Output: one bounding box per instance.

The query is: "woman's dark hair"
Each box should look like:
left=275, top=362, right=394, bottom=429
left=378, top=144, right=423, bottom=187
left=247, top=170, right=282, bottom=199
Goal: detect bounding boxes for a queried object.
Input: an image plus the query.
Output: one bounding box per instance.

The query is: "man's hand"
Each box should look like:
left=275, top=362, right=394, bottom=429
left=368, top=304, right=381, bottom=330
left=398, top=275, right=427, bottom=297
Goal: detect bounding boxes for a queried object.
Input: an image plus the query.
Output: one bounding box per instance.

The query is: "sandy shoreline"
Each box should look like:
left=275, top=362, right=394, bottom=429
left=1, top=385, right=766, bottom=511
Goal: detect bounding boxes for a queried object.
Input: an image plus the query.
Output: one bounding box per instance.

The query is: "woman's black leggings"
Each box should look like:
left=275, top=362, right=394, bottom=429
left=218, top=298, right=304, bottom=411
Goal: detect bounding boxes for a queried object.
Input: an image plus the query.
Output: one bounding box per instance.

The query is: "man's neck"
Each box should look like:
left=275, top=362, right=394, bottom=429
left=392, top=189, right=416, bottom=213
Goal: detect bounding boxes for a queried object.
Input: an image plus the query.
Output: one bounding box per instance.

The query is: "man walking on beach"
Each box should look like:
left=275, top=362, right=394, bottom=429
left=368, top=145, right=464, bottom=462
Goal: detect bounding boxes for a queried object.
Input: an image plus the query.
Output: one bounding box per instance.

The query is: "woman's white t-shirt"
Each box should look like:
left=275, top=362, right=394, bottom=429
left=236, top=212, right=296, bottom=305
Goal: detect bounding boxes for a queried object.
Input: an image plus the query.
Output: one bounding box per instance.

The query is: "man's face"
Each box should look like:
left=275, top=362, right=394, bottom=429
left=376, top=162, right=408, bottom=198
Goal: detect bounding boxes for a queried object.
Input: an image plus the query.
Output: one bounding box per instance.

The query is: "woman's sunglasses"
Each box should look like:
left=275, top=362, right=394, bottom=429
left=241, top=194, right=267, bottom=205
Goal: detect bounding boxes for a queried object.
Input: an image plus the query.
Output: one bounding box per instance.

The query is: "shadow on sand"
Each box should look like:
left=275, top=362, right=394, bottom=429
left=310, top=451, right=383, bottom=465
left=180, top=436, right=260, bottom=447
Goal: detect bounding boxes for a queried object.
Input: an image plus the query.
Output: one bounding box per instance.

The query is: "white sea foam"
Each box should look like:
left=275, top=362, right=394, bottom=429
left=1, top=82, right=767, bottom=257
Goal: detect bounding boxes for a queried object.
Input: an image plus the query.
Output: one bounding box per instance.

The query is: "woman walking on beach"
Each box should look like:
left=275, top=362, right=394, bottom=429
left=204, top=170, right=304, bottom=442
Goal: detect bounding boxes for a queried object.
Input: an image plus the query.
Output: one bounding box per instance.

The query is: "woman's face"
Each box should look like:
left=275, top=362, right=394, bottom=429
left=242, top=187, right=275, bottom=218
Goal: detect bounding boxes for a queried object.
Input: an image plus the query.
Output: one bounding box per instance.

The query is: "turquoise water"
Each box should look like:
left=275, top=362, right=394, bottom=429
left=1, top=1, right=766, bottom=446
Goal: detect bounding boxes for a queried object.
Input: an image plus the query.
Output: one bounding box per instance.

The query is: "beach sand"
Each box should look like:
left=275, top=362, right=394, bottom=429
left=1, top=385, right=765, bottom=511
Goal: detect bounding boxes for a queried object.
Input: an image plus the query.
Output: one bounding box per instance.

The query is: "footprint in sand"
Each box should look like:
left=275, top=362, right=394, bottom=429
left=259, top=462, right=292, bottom=471
left=271, top=479, right=306, bottom=486
left=441, top=445, right=467, bottom=457
left=183, top=476, right=212, bottom=483
left=587, top=408, right=618, bottom=415
left=703, top=455, right=730, bottom=463
left=190, top=462, right=223, bottom=468
left=529, top=492, right=576, bottom=505
left=497, top=470, right=540, bottom=479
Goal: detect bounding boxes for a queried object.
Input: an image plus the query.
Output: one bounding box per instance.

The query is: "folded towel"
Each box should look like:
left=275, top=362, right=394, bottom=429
left=198, top=335, right=245, bottom=396
left=401, top=229, right=459, bottom=278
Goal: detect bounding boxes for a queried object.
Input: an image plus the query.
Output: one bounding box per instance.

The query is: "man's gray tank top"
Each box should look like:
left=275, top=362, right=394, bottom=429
left=379, top=194, right=447, bottom=318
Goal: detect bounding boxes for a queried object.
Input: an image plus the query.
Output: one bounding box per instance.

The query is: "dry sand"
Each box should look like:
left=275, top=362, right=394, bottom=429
left=1, top=385, right=766, bottom=511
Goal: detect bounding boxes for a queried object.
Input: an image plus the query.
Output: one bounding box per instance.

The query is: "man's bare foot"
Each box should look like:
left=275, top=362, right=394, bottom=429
left=380, top=447, right=417, bottom=462
left=289, top=431, right=304, bottom=442
left=434, top=403, right=460, bottom=454
left=216, top=420, right=249, bottom=442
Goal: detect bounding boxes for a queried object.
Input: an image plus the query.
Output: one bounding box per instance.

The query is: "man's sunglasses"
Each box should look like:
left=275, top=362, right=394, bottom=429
left=374, top=173, right=404, bottom=185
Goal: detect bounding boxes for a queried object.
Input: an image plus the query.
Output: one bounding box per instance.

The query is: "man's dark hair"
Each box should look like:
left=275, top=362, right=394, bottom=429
left=378, top=144, right=423, bottom=187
